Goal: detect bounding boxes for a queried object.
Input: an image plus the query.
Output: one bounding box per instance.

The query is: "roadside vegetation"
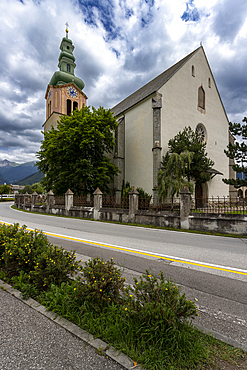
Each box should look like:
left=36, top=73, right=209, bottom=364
left=0, top=223, right=245, bottom=369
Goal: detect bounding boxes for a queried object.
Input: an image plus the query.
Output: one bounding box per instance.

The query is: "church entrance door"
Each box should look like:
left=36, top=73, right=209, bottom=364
left=195, top=184, right=203, bottom=208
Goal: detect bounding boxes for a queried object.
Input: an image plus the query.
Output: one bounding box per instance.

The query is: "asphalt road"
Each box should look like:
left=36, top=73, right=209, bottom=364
left=1, top=202, right=247, bottom=349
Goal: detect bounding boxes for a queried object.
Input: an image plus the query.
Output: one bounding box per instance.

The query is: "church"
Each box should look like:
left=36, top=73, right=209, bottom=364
left=112, top=46, right=234, bottom=199
left=44, top=29, right=234, bottom=199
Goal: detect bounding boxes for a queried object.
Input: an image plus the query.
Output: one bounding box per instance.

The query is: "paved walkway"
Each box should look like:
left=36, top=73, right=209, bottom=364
left=0, top=285, right=128, bottom=370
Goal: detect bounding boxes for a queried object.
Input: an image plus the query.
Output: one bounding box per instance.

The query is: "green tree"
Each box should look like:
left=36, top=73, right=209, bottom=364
left=0, top=184, right=11, bottom=195
left=22, top=185, right=33, bottom=194
left=36, top=106, right=119, bottom=195
left=165, top=126, right=214, bottom=185
left=158, top=151, right=194, bottom=205
left=223, top=117, right=247, bottom=188
left=31, top=183, right=44, bottom=194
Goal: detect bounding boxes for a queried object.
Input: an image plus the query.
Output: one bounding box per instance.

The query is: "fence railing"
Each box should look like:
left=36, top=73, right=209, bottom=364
left=191, top=197, right=247, bottom=214
left=54, top=196, right=65, bottom=206
left=137, top=196, right=180, bottom=212
left=16, top=191, right=247, bottom=215
left=73, top=195, right=93, bottom=207
left=102, top=195, right=129, bottom=209
left=152, top=197, right=180, bottom=212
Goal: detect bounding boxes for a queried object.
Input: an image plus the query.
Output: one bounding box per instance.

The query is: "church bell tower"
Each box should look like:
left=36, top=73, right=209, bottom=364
left=44, top=24, right=87, bottom=131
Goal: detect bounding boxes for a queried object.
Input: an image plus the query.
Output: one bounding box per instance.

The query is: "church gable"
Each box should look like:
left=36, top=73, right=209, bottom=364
left=158, top=47, right=229, bottom=197
left=112, top=47, right=201, bottom=117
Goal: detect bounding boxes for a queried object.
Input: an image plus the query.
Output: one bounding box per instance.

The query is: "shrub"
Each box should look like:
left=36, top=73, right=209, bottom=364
left=121, top=180, right=152, bottom=209
left=124, top=270, right=198, bottom=330
left=0, top=223, right=80, bottom=291
left=77, top=257, right=126, bottom=310
left=0, top=223, right=20, bottom=258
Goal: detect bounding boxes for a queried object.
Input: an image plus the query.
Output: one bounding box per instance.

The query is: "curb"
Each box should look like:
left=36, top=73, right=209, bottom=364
left=0, top=280, right=143, bottom=370
left=194, top=324, right=247, bottom=352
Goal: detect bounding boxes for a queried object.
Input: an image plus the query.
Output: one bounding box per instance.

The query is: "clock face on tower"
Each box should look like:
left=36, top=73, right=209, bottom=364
left=67, top=86, right=78, bottom=98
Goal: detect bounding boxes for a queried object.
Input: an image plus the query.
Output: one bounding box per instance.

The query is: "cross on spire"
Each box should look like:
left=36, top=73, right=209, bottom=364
left=65, top=22, right=69, bottom=37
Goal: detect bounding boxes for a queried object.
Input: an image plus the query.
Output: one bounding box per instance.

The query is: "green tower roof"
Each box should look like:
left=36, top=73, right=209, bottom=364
left=49, top=31, right=85, bottom=91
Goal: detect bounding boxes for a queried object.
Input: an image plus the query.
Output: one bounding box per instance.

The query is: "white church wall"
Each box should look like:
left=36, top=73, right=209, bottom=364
left=124, top=98, right=153, bottom=194
left=159, top=48, right=229, bottom=197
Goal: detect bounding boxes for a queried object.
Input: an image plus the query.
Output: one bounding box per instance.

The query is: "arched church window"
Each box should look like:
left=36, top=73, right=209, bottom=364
left=67, top=99, right=72, bottom=115
left=196, top=123, right=207, bottom=144
left=73, top=101, right=78, bottom=111
left=198, top=86, right=205, bottom=109
left=67, top=64, right=71, bottom=73
left=208, top=78, right=211, bottom=88
left=238, top=189, right=243, bottom=198
left=192, top=65, right=195, bottom=77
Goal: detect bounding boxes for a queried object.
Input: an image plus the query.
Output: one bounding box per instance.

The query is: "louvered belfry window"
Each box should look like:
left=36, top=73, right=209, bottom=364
left=198, top=86, right=205, bottom=109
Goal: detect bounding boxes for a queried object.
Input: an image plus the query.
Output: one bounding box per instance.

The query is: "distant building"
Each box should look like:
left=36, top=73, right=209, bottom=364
left=112, top=46, right=233, bottom=198
left=11, top=185, right=25, bottom=194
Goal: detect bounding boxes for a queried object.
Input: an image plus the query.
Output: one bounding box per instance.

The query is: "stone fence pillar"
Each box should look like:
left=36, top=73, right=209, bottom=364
left=129, top=187, right=139, bottom=222
left=24, top=193, right=29, bottom=208
left=65, top=189, right=74, bottom=215
left=14, top=194, right=19, bottom=208
left=180, top=186, right=191, bottom=229
left=46, top=190, right=55, bottom=213
left=93, top=188, right=103, bottom=220
left=31, top=191, right=38, bottom=211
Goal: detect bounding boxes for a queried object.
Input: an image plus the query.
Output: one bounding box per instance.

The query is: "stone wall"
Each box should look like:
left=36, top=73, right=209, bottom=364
left=14, top=189, right=247, bottom=236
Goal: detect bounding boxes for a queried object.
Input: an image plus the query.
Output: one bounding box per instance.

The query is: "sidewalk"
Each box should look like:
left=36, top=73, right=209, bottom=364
left=0, top=283, right=131, bottom=370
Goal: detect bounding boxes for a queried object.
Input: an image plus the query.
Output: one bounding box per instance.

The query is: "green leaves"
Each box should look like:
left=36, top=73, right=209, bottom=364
left=158, top=150, right=194, bottom=201
left=223, top=117, right=247, bottom=188
left=36, top=106, right=119, bottom=195
left=166, top=126, right=214, bottom=185
left=158, top=126, right=214, bottom=202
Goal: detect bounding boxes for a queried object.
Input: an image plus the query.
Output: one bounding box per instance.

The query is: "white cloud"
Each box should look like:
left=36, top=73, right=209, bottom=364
left=0, top=0, right=246, bottom=165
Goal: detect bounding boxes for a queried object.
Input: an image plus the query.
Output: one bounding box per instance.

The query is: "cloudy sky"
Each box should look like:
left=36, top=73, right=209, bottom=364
left=0, top=0, right=247, bottom=163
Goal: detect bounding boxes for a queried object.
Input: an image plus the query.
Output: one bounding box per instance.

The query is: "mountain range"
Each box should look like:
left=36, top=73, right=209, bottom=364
left=0, top=160, right=41, bottom=185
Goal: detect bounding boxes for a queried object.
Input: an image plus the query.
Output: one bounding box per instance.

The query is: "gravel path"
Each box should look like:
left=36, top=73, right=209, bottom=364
left=0, top=288, right=125, bottom=370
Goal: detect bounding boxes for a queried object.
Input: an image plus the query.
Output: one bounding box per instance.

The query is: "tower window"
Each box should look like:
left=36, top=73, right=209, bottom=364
left=192, top=65, right=195, bottom=77
left=48, top=101, right=51, bottom=117
left=67, top=64, right=71, bottom=72
left=208, top=77, right=211, bottom=88
left=73, top=101, right=78, bottom=111
left=67, top=46, right=70, bottom=50
left=67, top=99, right=72, bottom=115
left=198, top=86, right=205, bottom=109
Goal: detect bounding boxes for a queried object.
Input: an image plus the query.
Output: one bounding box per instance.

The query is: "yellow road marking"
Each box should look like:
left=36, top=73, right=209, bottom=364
left=1, top=221, right=247, bottom=276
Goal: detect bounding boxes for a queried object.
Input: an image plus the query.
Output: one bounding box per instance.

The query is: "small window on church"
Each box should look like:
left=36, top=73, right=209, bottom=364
left=67, top=46, right=70, bottom=50
left=67, top=64, right=71, bottom=73
left=208, top=78, right=211, bottom=88
left=192, top=65, right=195, bottom=77
left=198, top=86, right=205, bottom=109
left=67, top=99, right=72, bottom=115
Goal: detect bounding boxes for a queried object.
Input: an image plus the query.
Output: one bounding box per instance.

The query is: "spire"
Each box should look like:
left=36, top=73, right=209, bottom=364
left=48, top=29, right=85, bottom=91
